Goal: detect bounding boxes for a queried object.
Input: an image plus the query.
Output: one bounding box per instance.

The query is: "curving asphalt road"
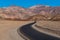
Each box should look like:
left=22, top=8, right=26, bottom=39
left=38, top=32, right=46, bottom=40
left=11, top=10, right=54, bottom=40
left=17, top=22, right=60, bottom=40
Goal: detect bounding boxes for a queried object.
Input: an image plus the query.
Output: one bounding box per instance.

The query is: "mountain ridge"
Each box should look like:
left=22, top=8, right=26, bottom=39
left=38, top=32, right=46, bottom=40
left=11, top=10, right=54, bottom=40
left=0, top=5, right=60, bottom=21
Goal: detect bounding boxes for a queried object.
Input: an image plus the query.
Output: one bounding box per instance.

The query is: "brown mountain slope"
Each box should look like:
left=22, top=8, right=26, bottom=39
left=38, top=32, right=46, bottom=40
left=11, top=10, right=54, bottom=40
left=0, top=5, right=60, bottom=21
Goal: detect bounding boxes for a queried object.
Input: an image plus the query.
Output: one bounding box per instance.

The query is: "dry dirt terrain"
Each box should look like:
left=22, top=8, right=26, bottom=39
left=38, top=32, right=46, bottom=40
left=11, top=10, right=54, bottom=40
left=0, top=20, right=33, bottom=40
left=35, top=21, right=60, bottom=37
left=36, top=21, right=60, bottom=31
left=0, top=20, right=60, bottom=40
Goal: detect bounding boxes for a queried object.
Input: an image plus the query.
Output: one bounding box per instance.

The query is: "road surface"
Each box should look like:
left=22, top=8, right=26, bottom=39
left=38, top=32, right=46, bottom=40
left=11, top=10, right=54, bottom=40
left=18, top=22, right=60, bottom=40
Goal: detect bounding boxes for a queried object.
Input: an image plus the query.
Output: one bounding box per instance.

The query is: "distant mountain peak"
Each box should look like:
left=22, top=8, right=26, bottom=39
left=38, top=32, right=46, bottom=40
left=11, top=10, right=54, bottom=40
left=29, top=5, right=50, bottom=9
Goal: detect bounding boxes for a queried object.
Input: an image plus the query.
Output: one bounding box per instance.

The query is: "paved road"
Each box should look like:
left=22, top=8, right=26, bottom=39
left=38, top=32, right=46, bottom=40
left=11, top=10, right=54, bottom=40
left=18, top=22, right=60, bottom=40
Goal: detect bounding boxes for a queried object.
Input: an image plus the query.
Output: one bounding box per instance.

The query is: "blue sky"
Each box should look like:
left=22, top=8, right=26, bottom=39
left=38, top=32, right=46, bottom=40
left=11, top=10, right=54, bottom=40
left=0, top=0, right=60, bottom=8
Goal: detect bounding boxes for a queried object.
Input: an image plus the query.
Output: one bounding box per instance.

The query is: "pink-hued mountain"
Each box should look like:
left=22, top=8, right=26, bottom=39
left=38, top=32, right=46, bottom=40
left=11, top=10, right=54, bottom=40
left=0, top=5, right=60, bottom=21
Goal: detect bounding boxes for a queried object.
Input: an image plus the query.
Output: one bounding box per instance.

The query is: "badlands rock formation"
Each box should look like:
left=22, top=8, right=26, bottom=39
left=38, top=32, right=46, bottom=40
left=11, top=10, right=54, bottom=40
left=0, top=5, right=60, bottom=21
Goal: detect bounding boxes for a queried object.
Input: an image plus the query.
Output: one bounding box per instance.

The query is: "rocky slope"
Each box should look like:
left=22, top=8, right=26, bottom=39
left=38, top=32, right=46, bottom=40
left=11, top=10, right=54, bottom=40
left=0, top=5, right=60, bottom=21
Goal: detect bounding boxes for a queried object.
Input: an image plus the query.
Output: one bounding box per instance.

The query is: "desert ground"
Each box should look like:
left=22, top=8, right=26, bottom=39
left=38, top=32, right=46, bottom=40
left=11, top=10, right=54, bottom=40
left=35, top=21, right=60, bottom=37
left=0, top=20, right=33, bottom=40
left=36, top=21, right=60, bottom=31
left=0, top=20, right=60, bottom=40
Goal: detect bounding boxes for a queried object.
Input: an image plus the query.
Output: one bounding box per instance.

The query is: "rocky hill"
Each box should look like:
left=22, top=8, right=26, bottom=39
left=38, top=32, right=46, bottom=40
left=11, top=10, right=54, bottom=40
left=0, top=5, right=60, bottom=21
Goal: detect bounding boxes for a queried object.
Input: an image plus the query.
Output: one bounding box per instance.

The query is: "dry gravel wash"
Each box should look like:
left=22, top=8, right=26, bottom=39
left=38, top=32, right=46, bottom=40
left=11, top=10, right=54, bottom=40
left=0, top=20, right=33, bottom=40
